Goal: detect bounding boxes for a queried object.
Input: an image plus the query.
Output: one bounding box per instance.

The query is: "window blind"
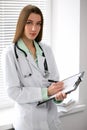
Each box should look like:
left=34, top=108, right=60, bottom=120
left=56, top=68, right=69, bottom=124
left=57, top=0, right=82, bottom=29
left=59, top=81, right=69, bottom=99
left=0, top=0, right=51, bottom=109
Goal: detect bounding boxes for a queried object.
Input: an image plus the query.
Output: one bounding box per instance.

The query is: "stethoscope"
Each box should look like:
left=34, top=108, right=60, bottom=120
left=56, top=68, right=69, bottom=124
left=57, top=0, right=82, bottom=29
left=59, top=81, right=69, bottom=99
left=14, top=42, right=49, bottom=78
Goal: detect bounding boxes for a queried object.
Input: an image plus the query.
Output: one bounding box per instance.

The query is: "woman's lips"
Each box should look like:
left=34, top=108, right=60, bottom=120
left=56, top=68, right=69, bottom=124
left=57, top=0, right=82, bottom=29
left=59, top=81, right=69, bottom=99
left=30, top=33, right=37, bottom=37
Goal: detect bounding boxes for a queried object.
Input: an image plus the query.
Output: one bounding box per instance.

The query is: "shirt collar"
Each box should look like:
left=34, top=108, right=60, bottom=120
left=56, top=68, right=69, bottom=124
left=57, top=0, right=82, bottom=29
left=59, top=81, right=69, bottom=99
left=17, top=39, right=42, bottom=56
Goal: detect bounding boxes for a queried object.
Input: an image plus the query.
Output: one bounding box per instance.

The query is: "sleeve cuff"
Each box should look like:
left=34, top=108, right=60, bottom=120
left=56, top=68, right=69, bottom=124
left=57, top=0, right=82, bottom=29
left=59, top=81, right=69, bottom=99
left=41, top=88, right=63, bottom=104
left=53, top=99, right=63, bottom=104
left=41, top=88, right=48, bottom=100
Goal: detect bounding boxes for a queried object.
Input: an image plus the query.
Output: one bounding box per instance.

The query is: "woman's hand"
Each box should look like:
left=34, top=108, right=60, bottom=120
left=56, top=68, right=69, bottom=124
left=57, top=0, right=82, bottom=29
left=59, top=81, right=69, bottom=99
left=55, top=91, right=67, bottom=101
left=48, top=81, right=64, bottom=96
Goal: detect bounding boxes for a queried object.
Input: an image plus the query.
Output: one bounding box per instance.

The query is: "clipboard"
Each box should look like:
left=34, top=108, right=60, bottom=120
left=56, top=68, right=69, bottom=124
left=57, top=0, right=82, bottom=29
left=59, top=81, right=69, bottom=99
left=37, top=71, right=85, bottom=106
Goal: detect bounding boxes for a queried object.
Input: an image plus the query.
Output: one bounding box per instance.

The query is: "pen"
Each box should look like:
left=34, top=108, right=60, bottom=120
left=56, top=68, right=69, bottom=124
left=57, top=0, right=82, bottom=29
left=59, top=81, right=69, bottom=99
left=48, top=79, right=71, bottom=95
left=48, top=79, right=58, bottom=83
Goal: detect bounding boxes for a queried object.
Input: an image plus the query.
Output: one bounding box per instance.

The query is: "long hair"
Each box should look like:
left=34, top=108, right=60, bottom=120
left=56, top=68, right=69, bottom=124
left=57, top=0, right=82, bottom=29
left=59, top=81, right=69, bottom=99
left=13, top=5, right=44, bottom=43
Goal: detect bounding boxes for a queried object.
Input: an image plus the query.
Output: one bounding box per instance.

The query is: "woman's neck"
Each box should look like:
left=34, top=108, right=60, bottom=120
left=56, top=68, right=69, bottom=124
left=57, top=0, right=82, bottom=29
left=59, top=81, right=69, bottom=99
left=22, top=35, right=34, bottom=49
left=22, top=35, right=36, bottom=59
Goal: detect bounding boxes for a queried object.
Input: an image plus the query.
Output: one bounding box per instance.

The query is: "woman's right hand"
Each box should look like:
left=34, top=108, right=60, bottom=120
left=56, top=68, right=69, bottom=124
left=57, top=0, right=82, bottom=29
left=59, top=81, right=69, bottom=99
left=47, top=81, right=64, bottom=96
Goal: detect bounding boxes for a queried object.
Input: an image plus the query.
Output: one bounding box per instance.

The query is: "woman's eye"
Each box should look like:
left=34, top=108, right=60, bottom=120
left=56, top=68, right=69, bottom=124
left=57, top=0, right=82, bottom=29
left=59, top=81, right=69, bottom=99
left=26, top=21, right=32, bottom=24
left=37, top=22, right=41, bottom=26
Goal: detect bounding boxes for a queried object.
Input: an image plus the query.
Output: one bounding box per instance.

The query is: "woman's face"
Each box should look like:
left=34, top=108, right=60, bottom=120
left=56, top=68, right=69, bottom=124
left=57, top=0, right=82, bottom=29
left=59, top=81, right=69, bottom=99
left=23, top=13, right=41, bottom=41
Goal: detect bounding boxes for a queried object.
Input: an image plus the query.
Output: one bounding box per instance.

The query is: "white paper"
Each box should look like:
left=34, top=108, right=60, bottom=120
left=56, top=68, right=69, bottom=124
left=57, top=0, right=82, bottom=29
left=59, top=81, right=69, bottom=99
left=62, top=72, right=82, bottom=93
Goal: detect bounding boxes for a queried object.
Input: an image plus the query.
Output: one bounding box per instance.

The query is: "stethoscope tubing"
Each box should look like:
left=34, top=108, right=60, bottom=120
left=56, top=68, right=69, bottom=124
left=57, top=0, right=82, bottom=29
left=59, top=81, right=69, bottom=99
left=14, top=42, right=49, bottom=77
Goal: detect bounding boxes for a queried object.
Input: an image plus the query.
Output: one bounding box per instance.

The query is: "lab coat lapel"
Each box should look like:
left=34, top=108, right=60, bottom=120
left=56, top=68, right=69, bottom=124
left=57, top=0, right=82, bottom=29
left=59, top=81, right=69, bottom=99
left=26, top=51, right=45, bottom=73
left=27, top=53, right=38, bottom=69
left=38, top=55, right=45, bottom=73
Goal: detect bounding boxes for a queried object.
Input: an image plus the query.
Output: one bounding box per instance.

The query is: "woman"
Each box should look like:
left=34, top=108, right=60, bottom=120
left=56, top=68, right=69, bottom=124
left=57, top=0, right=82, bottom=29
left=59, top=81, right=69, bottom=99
left=3, top=5, right=66, bottom=130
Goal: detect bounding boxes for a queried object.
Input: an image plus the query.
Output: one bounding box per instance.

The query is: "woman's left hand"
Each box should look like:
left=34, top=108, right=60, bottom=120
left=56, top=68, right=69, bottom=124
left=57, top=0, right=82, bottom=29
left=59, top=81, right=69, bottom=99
left=55, top=92, right=67, bottom=101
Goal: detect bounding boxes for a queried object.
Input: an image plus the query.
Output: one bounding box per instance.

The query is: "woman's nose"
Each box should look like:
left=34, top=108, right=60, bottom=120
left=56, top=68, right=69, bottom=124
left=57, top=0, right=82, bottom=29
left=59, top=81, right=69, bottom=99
left=32, top=25, right=36, bottom=31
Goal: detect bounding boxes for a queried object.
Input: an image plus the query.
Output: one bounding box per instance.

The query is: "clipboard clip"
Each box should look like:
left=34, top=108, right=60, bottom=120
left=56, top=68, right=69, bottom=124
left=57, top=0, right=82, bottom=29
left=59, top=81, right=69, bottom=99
left=65, top=71, right=85, bottom=94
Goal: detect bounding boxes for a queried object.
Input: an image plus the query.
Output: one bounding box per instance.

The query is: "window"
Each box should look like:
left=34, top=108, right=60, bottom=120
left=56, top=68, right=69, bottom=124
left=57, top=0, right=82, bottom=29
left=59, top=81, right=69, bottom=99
left=51, top=0, right=80, bottom=102
left=0, top=0, right=51, bottom=109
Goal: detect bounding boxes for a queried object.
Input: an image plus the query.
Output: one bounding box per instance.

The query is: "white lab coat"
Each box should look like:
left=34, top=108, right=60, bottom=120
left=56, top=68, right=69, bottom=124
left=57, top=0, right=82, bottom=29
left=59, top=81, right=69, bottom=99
left=3, top=43, right=62, bottom=130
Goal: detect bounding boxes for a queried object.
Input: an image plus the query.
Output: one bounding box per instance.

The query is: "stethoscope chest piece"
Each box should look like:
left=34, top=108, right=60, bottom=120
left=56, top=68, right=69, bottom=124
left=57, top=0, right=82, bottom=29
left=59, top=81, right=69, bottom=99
left=43, top=71, right=50, bottom=78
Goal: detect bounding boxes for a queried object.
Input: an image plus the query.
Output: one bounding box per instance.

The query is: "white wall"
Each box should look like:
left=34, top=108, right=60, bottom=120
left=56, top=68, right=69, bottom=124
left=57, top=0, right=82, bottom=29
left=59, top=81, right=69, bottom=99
left=80, top=0, right=87, bottom=105
left=51, top=0, right=87, bottom=130
left=79, top=0, right=87, bottom=129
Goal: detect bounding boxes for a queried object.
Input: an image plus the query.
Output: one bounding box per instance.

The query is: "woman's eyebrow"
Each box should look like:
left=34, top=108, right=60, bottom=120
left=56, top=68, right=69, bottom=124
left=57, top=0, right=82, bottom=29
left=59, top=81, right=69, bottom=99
left=27, top=19, right=32, bottom=22
left=27, top=19, right=41, bottom=23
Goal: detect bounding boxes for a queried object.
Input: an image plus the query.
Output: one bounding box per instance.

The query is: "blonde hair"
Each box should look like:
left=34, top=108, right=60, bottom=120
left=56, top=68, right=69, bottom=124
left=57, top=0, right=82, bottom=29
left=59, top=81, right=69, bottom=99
left=13, top=5, right=43, bottom=43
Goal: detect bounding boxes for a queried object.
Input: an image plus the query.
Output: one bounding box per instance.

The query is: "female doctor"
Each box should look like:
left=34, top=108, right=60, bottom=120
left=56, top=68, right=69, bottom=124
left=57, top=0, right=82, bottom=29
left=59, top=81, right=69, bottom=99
left=3, top=5, right=67, bottom=130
